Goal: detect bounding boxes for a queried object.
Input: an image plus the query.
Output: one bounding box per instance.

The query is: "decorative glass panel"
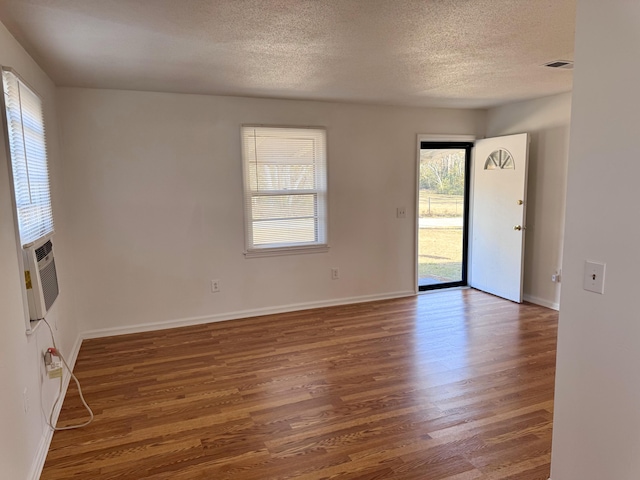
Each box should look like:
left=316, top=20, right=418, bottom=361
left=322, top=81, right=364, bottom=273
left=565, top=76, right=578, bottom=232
left=484, top=149, right=515, bottom=170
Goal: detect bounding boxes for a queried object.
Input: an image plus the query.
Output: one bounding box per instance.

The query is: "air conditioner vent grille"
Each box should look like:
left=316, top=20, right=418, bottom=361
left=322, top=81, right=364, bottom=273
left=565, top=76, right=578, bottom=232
left=40, top=257, right=59, bottom=311
left=23, top=237, right=59, bottom=320
left=35, top=240, right=53, bottom=262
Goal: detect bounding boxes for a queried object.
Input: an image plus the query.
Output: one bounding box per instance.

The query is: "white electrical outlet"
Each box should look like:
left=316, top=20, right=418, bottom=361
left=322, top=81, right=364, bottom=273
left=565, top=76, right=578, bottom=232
left=396, top=207, right=406, bottom=218
left=583, top=261, right=605, bottom=294
left=331, top=268, right=340, bottom=280
left=48, top=363, right=63, bottom=379
left=211, top=279, right=221, bottom=293
left=43, top=349, right=62, bottom=379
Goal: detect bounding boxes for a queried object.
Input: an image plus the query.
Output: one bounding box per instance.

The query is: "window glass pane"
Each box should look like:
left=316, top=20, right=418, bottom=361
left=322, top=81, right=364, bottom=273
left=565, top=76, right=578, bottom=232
left=252, top=194, right=316, bottom=220
left=419, top=147, right=466, bottom=286
left=242, top=126, right=327, bottom=252
left=249, top=164, right=315, bottom=191
left=484, top=149, right=515, bottom=170
left=246, top=136, right=316, bottom=165
left=2, top=69, right=54, bottom=246
left=253, top=218, right=317, bottom=245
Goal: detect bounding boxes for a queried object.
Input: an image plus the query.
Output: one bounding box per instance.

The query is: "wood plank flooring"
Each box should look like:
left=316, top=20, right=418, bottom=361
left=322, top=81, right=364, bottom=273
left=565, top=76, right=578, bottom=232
left=41, top=289, right=558, bottom=479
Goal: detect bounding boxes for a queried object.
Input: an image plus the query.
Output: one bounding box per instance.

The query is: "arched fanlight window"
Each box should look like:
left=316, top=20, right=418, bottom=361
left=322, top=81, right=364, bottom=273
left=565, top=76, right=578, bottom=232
left=484, top=149, right=515, bottom=170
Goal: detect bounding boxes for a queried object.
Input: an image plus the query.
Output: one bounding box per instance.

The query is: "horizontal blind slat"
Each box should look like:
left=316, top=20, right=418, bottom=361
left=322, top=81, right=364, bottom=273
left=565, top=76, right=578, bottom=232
left=2, top=69, right=54, bottom=246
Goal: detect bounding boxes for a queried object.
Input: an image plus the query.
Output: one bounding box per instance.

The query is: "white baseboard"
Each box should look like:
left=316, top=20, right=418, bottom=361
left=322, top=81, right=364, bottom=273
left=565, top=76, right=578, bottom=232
left=28, top=429, right=53, bottom=480
left=29, top=332, right=83, bottom=480
left=82, top=290, right=416, bottom=339
left=523, top=293, right=559, bottom=311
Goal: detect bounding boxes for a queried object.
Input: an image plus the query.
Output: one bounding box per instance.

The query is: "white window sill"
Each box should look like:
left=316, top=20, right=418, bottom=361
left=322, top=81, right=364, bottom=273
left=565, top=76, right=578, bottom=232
left=244, top=245, right=330, bottom=258
left=26, top=318, right=43, bottom=335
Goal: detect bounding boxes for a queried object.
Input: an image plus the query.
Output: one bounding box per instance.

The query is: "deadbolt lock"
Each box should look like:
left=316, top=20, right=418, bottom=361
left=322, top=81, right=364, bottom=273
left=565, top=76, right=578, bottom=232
left=517, top=200, right=523, bottom=205
left=514, top=225, right=522, bottom=231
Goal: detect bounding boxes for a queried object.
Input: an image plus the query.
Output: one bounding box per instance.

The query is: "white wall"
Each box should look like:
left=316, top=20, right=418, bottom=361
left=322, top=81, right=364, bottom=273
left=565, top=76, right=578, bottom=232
left=0, top=21, right=79, bottom=480
left=551, top=2, right=640, bottom=479
left=57, top=88, right=485, bottom=334
left=0, top=13, right=576, bottom=477
left=486, top=92, right=571, bottom=309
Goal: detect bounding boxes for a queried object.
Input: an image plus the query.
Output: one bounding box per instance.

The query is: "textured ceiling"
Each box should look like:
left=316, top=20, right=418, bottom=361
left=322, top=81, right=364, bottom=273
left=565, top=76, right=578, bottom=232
left=0, top=0, right=576, bottom=108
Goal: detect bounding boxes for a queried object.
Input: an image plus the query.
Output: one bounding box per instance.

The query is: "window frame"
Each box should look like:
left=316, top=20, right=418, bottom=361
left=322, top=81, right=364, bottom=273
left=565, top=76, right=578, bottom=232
left=417, top=140, right=473, bottom=292
left=1, top=67, right=54, bottom=248
left=241, top=125, right=329, bottom=258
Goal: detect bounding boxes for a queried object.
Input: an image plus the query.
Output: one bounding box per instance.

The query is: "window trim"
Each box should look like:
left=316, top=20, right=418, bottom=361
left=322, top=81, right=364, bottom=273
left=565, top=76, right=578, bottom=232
left=1, top=66, right=54, bottom=248
left=241, top=124, right=329, bottom=258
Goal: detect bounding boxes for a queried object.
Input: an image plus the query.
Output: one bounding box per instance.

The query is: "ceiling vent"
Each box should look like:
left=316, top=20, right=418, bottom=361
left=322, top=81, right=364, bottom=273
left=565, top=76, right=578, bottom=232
left=543, top=60, right=574, bottom=70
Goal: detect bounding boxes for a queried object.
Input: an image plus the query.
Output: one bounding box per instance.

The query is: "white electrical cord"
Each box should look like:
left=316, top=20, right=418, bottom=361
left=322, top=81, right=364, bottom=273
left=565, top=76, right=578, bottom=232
left=42, top=319, right=94, bottom=430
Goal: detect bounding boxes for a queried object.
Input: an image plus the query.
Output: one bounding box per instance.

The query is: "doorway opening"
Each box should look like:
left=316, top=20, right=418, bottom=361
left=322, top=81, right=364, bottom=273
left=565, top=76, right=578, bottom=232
left=418, top=142, right=472, bottom=291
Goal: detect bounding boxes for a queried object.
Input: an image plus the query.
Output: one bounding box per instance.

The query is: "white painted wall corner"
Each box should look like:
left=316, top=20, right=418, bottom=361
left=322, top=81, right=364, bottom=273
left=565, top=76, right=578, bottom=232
left=523, top=293, right=559, bottom=311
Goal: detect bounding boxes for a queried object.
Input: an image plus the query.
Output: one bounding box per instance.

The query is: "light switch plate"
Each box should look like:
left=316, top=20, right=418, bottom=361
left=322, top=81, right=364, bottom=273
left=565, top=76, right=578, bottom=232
left=583, top=261, right=605, bottom=294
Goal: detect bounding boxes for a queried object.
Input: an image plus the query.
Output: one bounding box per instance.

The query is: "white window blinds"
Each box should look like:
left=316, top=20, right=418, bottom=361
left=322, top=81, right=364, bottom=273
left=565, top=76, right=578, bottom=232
left=241, top=126, right=328, bottom=255
left=2, top=68, right=54, bottom=247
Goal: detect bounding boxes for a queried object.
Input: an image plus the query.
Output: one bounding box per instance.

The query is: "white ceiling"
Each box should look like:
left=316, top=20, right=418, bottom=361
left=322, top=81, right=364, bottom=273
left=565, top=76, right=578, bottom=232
left=0, top=0, right=576, bottom=108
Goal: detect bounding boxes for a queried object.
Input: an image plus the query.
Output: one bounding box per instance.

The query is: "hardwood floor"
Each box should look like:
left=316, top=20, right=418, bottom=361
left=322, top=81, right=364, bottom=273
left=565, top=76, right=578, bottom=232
left=41, top=289, right=558, bottom=479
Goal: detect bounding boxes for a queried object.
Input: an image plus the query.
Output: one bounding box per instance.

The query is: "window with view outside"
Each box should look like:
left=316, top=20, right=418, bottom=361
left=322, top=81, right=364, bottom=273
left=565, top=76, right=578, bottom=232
left=2, top=68, right=54, bottom=247
left=241, top=126, right=327, bottom=256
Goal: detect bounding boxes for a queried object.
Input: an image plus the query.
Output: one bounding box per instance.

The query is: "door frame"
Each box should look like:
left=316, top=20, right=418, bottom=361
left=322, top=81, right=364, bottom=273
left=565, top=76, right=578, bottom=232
left=415, top=134, right=476, bottom=293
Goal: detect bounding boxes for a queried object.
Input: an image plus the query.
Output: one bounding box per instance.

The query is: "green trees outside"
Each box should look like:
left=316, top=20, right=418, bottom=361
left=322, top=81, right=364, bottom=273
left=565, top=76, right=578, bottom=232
left=419, top=149, right=465, bottom=195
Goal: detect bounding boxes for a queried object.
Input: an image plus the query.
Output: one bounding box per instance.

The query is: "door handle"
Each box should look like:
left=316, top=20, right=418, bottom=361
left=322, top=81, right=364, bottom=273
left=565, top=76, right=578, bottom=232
left=514, top=225, right=523, bottom=231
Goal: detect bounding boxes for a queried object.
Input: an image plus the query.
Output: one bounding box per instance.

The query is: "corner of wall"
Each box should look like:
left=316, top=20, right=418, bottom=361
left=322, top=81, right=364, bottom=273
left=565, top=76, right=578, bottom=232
left=484, top=93, right=571, bottom=311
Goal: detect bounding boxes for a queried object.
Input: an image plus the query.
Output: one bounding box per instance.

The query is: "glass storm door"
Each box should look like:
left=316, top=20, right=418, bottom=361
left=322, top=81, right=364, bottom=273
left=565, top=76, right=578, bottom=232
left=418, top=142, right=471, bottom=291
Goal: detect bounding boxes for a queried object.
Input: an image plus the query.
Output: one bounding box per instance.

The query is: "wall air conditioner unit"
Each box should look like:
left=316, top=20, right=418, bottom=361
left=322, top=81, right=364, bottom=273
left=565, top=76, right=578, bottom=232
left=23, top=236, right=59, bottom=320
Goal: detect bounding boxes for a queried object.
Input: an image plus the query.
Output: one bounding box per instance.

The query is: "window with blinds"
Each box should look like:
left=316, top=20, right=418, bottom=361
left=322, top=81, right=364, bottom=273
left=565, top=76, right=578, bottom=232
left=241, top=126, right=328, bottom=256
left=2, top=68, right=54, bottom=247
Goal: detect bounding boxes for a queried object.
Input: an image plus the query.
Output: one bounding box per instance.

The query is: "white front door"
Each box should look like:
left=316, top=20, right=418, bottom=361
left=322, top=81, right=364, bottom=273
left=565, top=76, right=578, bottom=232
left=470, top=133, right=529, bottom=302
